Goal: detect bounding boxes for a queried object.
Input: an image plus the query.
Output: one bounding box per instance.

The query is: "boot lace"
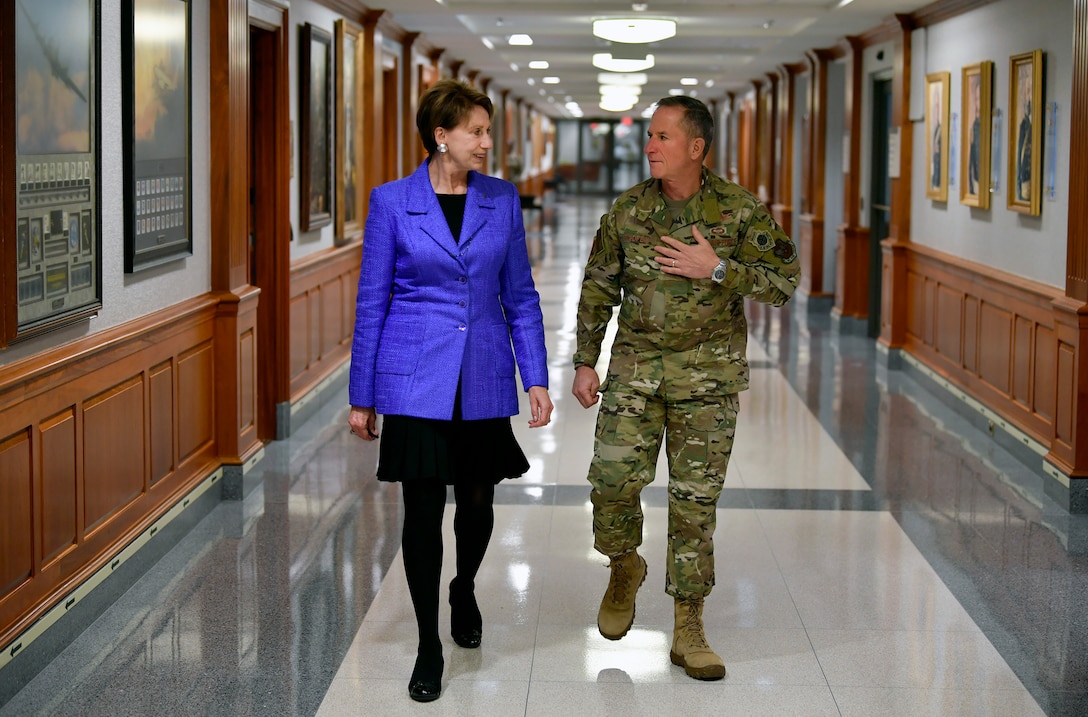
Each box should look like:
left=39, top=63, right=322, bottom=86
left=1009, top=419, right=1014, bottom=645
left=682, top=601, right=710, bottom=649
left=608, top=560, right=631, bottom=602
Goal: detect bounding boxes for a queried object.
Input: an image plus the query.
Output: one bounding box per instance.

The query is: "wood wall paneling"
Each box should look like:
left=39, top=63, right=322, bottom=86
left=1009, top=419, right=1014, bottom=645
left=798, top=216, right=826, bottom=296
left=288, top=244, right=361, bottom=400
left=935, top=285, right=963, bottom=364
left=1034, top=325, right=1056, bottom=423
left=907, top=270, right=925, bottom=340
left=40, top=410, right=77, bottom=568
left=964, top=296, right=979, bottom=373
left=83, top=377, right=145, bottom=536
left=978, top=303, right=1012, bottom=395
left=289, top=294, right=311, bottom=381
left=0, top=430, right=33, bottom=597
left=240, top=327, right=256, bottom=437
left=0, top=298, right=224, bottom=649
left=178, top=342, right=216, bottom=465
left=923, top=278, right=936, bottom=347
left=149, top=361, right=175, bottom=484
left=321, top=277, right=345, bottom=356
left=1013, top=316, right=1033, bottom=408
left=836, top=225, right=870, bottom=317
left=1056, top=338, right=1076, bottom=445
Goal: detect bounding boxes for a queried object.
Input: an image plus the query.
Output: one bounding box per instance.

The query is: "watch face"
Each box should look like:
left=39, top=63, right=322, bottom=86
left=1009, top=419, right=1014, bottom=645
left=712, top=266, right=726, bottom=282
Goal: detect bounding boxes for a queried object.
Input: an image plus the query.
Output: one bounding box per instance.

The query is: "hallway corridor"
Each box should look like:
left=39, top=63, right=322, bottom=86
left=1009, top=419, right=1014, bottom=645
left=2, top=195, right=1087, bottom=716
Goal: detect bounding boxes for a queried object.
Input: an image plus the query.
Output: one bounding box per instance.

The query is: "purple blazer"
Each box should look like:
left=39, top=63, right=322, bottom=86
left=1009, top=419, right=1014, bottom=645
left=348, top=160, right=548, bottom=421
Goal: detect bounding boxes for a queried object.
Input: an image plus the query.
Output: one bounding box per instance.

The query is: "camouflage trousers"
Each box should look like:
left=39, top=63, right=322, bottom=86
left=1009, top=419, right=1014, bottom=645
left=588, top=381, right=739, bottom=600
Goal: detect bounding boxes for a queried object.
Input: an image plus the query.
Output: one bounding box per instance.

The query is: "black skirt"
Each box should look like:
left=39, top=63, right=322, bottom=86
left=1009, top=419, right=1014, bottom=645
left=375, top=387, right=530, bottom=484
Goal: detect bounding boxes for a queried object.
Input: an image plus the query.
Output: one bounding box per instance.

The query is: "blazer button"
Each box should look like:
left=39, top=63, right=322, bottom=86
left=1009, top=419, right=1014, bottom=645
left=458, top=300, right=467, bottom=308
left=458, top=324, right=467, bottom=331
left=458, top=276, right=467, bottom=283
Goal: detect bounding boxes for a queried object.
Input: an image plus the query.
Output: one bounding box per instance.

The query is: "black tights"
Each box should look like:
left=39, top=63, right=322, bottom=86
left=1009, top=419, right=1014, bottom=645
left=401, top=480, right=496, bottom=658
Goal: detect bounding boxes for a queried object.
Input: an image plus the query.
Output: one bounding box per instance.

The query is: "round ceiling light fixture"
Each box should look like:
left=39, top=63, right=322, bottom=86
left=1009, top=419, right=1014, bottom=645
left=592, top=18, right=676, bottom=44
left=592, top=53, right=655, bottom=73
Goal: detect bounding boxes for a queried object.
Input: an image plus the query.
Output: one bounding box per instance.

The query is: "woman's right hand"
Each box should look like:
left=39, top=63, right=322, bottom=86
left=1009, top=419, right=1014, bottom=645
left=349, top=406, right=378, bottom=440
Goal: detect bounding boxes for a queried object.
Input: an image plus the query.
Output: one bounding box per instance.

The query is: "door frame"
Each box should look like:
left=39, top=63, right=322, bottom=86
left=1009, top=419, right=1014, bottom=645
left=248, top=1, right=291, bottom=439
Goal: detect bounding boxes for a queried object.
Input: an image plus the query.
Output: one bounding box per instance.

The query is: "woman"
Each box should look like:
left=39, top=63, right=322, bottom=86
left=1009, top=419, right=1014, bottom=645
left=347, top=79, right=553, bottom=703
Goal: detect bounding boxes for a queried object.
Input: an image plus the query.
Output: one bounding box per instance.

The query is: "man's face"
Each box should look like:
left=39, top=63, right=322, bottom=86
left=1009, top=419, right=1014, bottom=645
left=644, top=105, right=702, bottom=182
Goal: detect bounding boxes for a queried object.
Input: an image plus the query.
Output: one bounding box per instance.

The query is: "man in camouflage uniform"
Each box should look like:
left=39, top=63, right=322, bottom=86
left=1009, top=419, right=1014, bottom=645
left=571, top=96, right=799, bottom=680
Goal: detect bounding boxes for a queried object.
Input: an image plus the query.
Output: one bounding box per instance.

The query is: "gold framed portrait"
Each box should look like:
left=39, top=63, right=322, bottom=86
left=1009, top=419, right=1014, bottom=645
left=960, top=61, right=993, bottom=208
left=925, top=71, right=950, bottom=202
left=1007, top=49, right=1043, bottom=216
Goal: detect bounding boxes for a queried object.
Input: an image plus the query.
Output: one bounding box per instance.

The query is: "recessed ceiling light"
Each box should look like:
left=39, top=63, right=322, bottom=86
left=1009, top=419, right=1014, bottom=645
left=508, top=34, right=533, bottom=45
left=680, top=77, right=698, bottom=86
left=528, top=60, right=550, bottom=69
left=592, top=18, right=676, bottom=44
left=543, top=76, right=561, bottom=84
left=592, top=53, right=655, bottom=73
left=481, top=37, right=494, bottom=50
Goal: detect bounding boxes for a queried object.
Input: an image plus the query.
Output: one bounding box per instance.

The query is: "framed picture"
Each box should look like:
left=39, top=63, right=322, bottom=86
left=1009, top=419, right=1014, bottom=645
left=13, top=0, right=102, bottom=340
left=122, top=0, right=192, bottom=272
left=1008, top=49, right=1043, bottom=216
left=925, top=71, right=950, bottom=202
left=334, top=19, right=363, bottom=244
left=300, top=23, right=333, bottom=232
left=960, top=61, right=993, bottom=208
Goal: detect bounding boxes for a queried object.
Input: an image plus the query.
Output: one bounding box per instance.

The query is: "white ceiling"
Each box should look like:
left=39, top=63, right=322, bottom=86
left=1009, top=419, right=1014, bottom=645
left=379, top=0, right=934, bottom=118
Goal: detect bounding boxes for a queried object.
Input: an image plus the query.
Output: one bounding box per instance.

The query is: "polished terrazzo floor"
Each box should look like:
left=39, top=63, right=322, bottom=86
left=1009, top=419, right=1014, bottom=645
left=3, top=195, right=1088, bottom=716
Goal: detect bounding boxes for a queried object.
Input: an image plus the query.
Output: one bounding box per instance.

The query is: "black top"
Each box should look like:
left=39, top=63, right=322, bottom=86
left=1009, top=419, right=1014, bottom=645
left=437, top=193, right=468, bottom=243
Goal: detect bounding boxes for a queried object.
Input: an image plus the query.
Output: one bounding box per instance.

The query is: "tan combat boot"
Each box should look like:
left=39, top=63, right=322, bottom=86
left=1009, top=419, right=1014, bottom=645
left=670, top=597, right=726, bottom=680
left=597, top=550, right=647, bottom=640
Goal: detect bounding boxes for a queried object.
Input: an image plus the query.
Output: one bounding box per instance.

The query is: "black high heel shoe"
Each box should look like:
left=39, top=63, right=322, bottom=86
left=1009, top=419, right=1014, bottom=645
left=408, top=650, right=443, bottom=702
left=449, top=577, right=483, bottom=649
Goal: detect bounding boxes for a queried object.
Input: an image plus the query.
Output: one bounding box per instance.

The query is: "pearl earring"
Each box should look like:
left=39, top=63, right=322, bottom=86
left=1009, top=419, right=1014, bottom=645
left=437, top=143, right=448, bottom=154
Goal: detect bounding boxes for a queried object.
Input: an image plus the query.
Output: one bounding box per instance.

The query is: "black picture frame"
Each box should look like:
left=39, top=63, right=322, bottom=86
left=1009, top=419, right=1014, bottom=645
left=300, top=23, right=333, bottom=232
left=13, top=0, right=103, bottom=339
left=122, top=0, right=192, bottom=272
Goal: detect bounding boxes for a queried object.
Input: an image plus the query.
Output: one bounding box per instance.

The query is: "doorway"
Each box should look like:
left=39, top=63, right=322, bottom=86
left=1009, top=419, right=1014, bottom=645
left=556, top=119, right=648, bottom=196
left=248, top=16, right=290, bottom=440
left=867, top=78, right=892, bottom=339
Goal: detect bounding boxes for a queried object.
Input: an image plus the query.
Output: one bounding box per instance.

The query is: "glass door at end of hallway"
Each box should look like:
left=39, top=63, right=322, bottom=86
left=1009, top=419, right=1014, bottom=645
left=555, top=118, right=648, bottom=197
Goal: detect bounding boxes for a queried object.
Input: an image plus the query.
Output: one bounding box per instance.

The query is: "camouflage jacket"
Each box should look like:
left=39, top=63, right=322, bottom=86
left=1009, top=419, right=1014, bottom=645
left=573, top=168, right=800, bottom=396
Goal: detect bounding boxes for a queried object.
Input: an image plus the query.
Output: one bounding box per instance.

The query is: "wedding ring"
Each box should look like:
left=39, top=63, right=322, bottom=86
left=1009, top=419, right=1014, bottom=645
left=672, top=259, right=677, bottom=267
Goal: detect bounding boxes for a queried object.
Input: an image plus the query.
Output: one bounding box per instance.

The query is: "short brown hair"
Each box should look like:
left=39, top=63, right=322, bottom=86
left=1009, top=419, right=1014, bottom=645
left=416, top=79, right=494, bottom=155
left=655, top=96, right=714, bottom=159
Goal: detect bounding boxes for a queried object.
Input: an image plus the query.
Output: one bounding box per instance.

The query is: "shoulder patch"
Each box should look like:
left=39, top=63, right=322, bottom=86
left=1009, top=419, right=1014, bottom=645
left=774, top=238, right=796, bottom=261
left=749, top=229, right=774, bottom=252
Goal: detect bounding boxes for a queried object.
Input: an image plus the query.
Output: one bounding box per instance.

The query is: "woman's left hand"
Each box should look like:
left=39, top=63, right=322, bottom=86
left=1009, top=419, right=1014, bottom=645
left=527, top=386, right=554, bottom=428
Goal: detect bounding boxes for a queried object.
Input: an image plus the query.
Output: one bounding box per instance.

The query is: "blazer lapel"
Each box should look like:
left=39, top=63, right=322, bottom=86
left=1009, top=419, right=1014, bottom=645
left=405, top=161, right=460, bottom=258
left=459, top=173, right=496, bottom=251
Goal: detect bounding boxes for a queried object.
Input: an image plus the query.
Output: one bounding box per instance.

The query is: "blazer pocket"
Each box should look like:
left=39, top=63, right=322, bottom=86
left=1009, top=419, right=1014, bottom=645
left=377, top=318, right=421, bottom=375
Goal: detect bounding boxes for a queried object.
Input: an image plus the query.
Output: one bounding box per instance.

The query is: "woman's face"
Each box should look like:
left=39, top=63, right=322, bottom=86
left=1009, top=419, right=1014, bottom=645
left=437, top=105, right=493, bottom=173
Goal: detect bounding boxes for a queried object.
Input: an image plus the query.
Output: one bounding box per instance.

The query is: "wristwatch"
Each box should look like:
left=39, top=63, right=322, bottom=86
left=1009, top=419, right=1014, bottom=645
left=710, top=259, right=728, bottom=284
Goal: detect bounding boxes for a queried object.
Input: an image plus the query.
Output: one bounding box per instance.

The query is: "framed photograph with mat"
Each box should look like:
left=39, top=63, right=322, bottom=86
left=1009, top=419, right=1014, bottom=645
left=300, top=23, right=332, bottom=232
left=10, top=0, right=103, bottom=343
left=121, top=0, right=192, bottom=272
